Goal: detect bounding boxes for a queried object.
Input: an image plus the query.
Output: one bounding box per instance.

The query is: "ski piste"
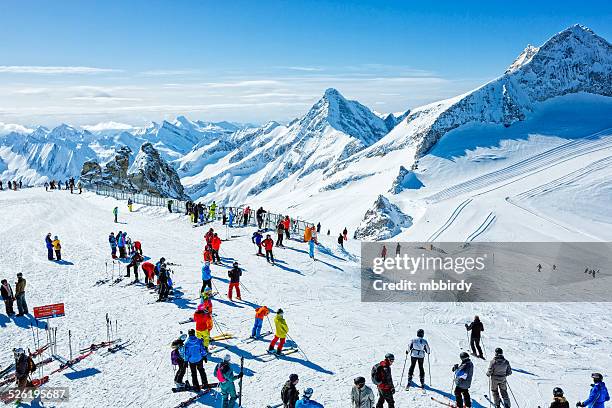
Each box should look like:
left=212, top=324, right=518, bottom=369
left=49, top=351, right=94, bottom=375
left=0, top=376, right=49, bottom=404
left=172, top=382, right=219, bottom=393
left=431, top=396, right=457, bottom=407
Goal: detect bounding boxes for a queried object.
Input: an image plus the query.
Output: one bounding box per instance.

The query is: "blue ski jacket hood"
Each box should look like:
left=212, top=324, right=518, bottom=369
left=201, top=263, right=212, bottom=280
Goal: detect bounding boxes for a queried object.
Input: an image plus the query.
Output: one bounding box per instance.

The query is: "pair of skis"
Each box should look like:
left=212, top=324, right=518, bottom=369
left=0, top=376, right=49, bottom=404
left=49, top=351, right=94, bottom=375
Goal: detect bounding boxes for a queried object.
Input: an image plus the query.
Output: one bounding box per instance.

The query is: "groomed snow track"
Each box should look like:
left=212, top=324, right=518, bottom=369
left=425, top=127, right=612, bottom=203
left=465, top=212, right=496, bottom=242
left=427, top=198, right=473, bottom=242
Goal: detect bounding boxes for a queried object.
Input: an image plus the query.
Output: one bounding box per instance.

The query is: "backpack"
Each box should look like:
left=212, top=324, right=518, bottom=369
left=215, top=363, right=228, bottom=383
left=371, top=363, right=382, bottom=385
left=281, top=382, right=292, bottom=404
left=170, top=349, right=180, bottom=365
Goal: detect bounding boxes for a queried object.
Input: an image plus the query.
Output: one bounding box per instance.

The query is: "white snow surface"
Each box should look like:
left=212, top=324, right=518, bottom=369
left=0, top=188, right=611, bottom=408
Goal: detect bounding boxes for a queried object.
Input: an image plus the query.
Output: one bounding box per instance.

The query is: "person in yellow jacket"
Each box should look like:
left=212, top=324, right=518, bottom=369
left=268, top=308, right=288, bottom=354
left=304, top=226, right=312, bottom=243
left=52, top=236, right=62, bottom=261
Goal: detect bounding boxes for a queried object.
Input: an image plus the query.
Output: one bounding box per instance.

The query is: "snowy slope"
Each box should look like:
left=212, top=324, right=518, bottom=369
left=0, top=189, right=610, bottom=408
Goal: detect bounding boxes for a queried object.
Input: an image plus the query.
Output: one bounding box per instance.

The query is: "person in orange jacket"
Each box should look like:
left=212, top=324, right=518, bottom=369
left=211, top=233, right=222, bottom=264
left=283, top=216, right=291, bottom=240
left=251, top=305, right=269, bottom=339
left=193, top=303, right=213, bottom=347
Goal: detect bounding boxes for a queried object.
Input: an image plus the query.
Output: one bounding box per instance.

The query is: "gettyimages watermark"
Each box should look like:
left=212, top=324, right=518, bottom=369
left=361, top=242, right=612, bottom=302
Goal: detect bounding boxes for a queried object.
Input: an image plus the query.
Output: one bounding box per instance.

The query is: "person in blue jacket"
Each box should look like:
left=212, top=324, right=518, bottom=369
left=577, top=373, right=609, bottom=408
left=182, top=329, right=208, bottom=391
left=45, top=233, right=54, bottom=260
left=108, top=232, right=117, bottom=259
left=201, top=261, right=212, bottom=293
left=296, top=388, right=324, bottom=407
left=228, top=210, right=235, bottom=228
left=252, top=231, right=263, bottom=256
left=309, top=238, right=316, bottom=260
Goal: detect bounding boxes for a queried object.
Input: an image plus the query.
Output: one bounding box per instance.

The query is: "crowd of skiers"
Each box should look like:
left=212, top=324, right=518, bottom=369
left=0, top=180, right=24, bottom=191
left=43, top=177, right=81, bottom=193
left=1, top=273, right=28, bottom=317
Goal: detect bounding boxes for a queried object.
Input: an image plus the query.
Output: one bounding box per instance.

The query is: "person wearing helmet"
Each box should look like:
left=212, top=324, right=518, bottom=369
left=171, top=336, right=187, bottom=389
left=201, top=261, right=212, bottom=293
left=296, top=387, right=324, bottom=407
left=407, top=329, right=430, bottom=389
left=281, top=374, right=300, bottom=408
left=351, top=376, right=375, bottom=408
left=269, top=309, right=289, bottom=354
left=251, top=305, right=270, bottom=339
left=14, top=348, right=34, bottom=389
left=214, top=354, right=242, bottom=408
left=227, top=262, right=242, bottom=301
left=576, top=373, right=609, bottom=408
left=486, top=348, right=512, bottom=408
left=193, top=303, right=213, bottom=347
left=549, top=387, right=569, bottom=408
left=452, top=352, right=474, bottom=408
left=465, top=316, right=484, bottom=359
left=262, top=234, right=275, bottom=264
left=183, top=329, right=208, bottom=391
left=371, top=354, right=395, bottom=407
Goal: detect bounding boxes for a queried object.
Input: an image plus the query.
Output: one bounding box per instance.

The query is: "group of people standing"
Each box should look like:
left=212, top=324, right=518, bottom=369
left=0, top=180, right=23, bottom=191
left=45, top=232, right=62, bottom=261
left=1, top=273, right=28, bottom=317
left=43, top=177, right=80, bottom=193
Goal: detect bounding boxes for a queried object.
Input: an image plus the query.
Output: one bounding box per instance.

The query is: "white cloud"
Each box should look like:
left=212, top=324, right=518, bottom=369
left=81, top=121, right=134, bottom=132
left=139, top=69, right=202, bottom=76
left=0, top=66, right=120, bottom=74
left=0, top=122, right=33, bottom=135
left=282, top=66, right=324, bottom=72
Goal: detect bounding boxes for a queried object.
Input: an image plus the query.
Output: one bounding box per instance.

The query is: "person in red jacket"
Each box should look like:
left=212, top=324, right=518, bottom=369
left=372, top=353, right=396, bottom=407
left=134, top=240, right=142, bottom=255
left=202, top=246, right=213, bottom=263
left=262, top=235, right=275, bottom=265
left=205, top=228, right=214, bottom=247
left=193, top=303, right=213, bottom=347
left=142, top=261, right=155, bottom=288
left=211, top=233, right=222, bottom=264
left=283, top=216, right=291, bottom=240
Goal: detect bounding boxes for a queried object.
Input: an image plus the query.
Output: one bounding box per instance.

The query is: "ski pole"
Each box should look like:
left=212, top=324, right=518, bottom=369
left=286, top=333, right=309, bottom=361
left=507, top=381, right=521, bottom=408
left=398, top=352, right=408, bottom=388
left=466, top=326, right=470, bottom=350
left=238, top=356, right=244, bottom=407
left=427, top=352, right=432, bottom=387
left=488, top=377, right=492, bottom=408
left=106, top=314, right=110, bottom=343
left=481, top=335, right=487, bottom=359
left=68, top=330, right=73, bottom=360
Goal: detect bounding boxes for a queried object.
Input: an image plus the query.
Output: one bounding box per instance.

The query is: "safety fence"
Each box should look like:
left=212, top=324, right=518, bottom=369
left=87, top=183, right=315, bottom=236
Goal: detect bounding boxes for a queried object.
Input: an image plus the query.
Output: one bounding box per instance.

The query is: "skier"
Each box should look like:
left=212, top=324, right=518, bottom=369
left=183, top=329, right=208, bottom=391
left=211, top=233, right=222, bottom=264
left=277, top=221, right=285, bottom=247
left=108, top=232, right=117, bottom=259
left=395, top=243, right=401, bottom=256
left=381, top=245, right=387, bottom=260
left=304, top=225, right=313, bottom=243
left=117, top=231, right=127, bottom=258
left=538, top=264, right=542, bottom=273
left=215, top=354, right=242, bottom=408
left=193, top=303, right=213, bottom=347
left=343, top=227, right=348, bottom=241
left=1, top=279, right=15, bottom=316
left=309, top=237, right=316, bottom=260
left=371, top=353, right=395, bottom=407
left=243, top=206, right=251, bottom=226
left=268, top=308, right=288, bottom=354
left=466, top=315, right=484, bottom=359
left=201, top=261, right=212, bottom=293
left=222, top=207, right=227, bottom=225
left=576, top=373, right=609, bottom=408
left=43, top=181, right=47, bottom=191
left=263, top=234, right=275, bottom=264
left=296, top=388, right=324, bottom=408
left=134, top=240, right=142, bottom=255
left=205, top=228, right=215, bottom=247
left=251, top=305, right=269, bottom=339
left=228, top=209, right=235, bottom=227
left=209, top=201, right=217, bottom=220
left=126, top=251, right=143, bottom=281
left=452, top=352, right=474, bottom=408
left=203, top=245, right=213, bottom=263
left=14, top=348, right=35, bottom=388
left=157, top=262, right=170, bottom=302
left=352, top=376, right=375, bottom=408
left=45, top=233, right=54, bottom=260
left=281, top=374, right=300, bottom=408
left=15, top=273, right=28, bottom=316
left=549, top=387, right=569, bottom=408
left=406, top=329, right=430, bottom=389
left=252, top=230, right=264, bottom=256
left=113, top=206, right=118, bottom=223
left=167, top=199, right=173, bottom=213
left=51, top=235, right=62, bottom=261
left=200, top=286, right=213, bottom=312
left=283, top=216, right=291, bottom=240
left=171, top=336, right=188, bottom=389
left=256, top=207, right=266, bottom=229
left=142, top=261, right=155, bottom=287
left=227, top=262, right=242, bottom=301
left=316, top=222, right=321, bottom=233
left=78, top=181, right=82, bottom=194
left=127, top=198, right=133, bottom=212
left=486, top=348, right=512, bottom=408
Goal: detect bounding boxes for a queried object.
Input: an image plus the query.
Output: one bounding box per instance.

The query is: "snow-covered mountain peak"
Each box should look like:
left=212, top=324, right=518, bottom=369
left=298, top=87, right=389, bottom=145
left=506, top=44, right=539, bottom=74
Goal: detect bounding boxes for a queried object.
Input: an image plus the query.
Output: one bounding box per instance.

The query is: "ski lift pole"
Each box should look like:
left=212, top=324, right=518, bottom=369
left=68, top=330, right=73, bottom=360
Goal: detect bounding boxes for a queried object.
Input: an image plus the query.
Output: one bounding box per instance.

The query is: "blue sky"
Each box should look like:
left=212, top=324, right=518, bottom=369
left=0, top=0, right=611, bottom=128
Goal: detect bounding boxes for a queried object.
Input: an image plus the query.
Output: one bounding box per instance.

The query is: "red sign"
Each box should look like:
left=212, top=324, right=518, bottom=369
left=33, top=303, right=65, bottom=319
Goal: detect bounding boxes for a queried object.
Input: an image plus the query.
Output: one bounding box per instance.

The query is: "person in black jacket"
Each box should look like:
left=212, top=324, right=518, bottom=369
left=157, top=263, right=170, bottom=301
left=126, top=252, right=144, bottom=282
left=281, top=373, right=300, bottom=408
left=227, top=262, right=242, bottom=301
left=14, top=348, right=35, bottom=388
left=466, top=315, right=484, bottom=359
left=549, top=387, right=569, bottom=408
left=1, top=279, right=15, bottom=315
